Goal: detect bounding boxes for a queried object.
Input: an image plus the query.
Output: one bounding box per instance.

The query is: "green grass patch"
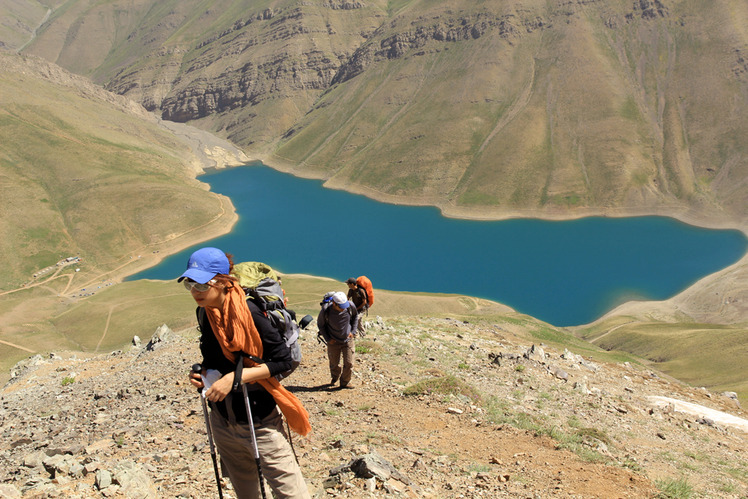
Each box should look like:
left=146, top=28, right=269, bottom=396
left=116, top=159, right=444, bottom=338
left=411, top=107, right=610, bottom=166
left=403, top=375, right=482, bottom=404
left=620, top=95, right=641, bottom=121
left=724, top=464, right=748, bottom=481
left=458, top=190, right=501, bottom=206
left=622, top=458, right=643, bottom=473
left=355, top=339, right=383, bottom=355
left=719, top=482, right=739, bottom=494
left=548, top=193, right=583, bottom=207
left=578, top=320, right=748, bottom=400
left=655, top=477, right=694, bottom=499
left=50, top=280, right=196, bottom=353
left=323, top=404, right=341, bottom=417
left=485, top=396, right=610, bottom=462
left=389, top=175, right=425, bottom=193
left=466, top=463, right=491, bottom=474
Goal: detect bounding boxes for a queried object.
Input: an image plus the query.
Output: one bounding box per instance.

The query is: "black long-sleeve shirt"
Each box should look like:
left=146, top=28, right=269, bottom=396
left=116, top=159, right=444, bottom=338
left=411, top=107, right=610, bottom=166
left=197, top=298, right=293, bottom=423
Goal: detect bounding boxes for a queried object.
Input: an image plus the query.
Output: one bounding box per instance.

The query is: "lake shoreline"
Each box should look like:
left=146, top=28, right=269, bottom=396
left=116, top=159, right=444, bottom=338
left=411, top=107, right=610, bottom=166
left=261, top=157, right=748, bottom=326
left=257, top=154, right=748, bottom=236
left=127, top=158, right=747, bottom=327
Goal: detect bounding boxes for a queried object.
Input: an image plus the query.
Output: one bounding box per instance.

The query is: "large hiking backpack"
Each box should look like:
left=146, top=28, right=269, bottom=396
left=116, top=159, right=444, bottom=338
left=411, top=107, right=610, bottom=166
left=356, top=276, right=374, bottom=308
left=231, top=262, right=302, bottom=380
left=317, top=292, right=335, bottom=344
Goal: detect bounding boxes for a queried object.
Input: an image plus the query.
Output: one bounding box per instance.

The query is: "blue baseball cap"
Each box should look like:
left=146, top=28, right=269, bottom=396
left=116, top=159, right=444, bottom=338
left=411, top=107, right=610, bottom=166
left=177, top=247, right=229, bottom=284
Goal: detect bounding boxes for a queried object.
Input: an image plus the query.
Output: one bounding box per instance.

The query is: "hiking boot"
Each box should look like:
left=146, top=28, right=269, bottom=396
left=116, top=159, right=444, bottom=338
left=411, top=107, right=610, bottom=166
left=340, top=381, right=352, bottom=389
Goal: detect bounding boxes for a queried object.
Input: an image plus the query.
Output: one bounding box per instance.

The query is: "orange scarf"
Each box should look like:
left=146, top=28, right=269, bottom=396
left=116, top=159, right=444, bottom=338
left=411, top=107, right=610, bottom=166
left=204, top=282, right=311, bottom=436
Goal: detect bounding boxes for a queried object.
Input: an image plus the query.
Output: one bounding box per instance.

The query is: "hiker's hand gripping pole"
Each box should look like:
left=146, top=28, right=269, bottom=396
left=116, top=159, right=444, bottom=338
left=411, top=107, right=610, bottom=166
left=192, top=364, right=224, bottom=499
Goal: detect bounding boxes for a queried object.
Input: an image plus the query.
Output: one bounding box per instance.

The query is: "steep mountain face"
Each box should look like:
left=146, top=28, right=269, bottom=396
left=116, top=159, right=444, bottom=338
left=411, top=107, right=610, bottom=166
left=16, top=0, right=748, bottom=225
left=0, top=0, right=54, bottom=51
left=21, top=0, right=388, bottom=150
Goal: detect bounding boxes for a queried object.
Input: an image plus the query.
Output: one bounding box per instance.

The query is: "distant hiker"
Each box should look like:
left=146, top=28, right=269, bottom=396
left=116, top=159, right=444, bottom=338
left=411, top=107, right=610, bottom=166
left=346, top=277, right=368, bottom=336
left=317, top=291, right=358, bottom=388
left=182, top=247, right=311, bottom=499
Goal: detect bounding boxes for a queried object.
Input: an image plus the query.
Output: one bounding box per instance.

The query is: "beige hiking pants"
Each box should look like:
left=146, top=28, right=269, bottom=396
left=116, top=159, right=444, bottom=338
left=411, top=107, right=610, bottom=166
left=210, top=408, right=310, bottom=499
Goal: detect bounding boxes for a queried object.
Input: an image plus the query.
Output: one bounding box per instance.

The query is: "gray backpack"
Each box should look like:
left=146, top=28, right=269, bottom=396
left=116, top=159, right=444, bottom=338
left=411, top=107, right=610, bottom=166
left=244, top=278, right=301, bottom=380
left=230, top=262, right=309, bottom=380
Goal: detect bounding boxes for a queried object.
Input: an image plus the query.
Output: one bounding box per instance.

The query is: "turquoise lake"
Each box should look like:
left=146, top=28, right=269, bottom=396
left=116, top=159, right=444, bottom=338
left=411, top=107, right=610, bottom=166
left=129, top=163, right=748, bottom=327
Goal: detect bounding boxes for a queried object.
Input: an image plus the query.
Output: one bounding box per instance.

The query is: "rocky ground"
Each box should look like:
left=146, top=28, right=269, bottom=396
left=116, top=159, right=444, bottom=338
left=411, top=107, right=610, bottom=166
left=1, top=315, right=747, bottom=498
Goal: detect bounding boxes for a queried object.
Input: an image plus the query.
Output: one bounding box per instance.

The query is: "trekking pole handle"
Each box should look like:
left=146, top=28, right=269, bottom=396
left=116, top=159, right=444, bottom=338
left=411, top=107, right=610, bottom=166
left=191, top=364, right=205, bottom=394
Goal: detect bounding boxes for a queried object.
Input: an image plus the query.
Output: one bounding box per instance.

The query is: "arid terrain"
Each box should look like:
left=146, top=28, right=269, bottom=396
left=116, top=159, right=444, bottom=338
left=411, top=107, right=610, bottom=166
left=1, top=4, right=748, bottom=496
left=7, top=0, right=748, bottom=227
left=1, top=311, right=746, bottom=498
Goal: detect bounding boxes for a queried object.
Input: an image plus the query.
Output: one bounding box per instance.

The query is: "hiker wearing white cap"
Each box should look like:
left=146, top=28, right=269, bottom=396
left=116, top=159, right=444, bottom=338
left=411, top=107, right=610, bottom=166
left=317, top=291, right=358, bottom=388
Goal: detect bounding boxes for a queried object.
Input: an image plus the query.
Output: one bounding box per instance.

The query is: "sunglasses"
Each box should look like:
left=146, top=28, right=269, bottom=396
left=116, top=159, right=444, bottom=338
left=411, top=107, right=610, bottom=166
left=183, top=279, right=215, bottom=293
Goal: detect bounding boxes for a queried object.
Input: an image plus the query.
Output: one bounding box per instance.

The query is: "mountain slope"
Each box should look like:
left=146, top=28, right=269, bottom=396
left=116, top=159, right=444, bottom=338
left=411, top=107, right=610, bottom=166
left=21, top=0, right=389, bottom=151
left=0, top=51, right=254, bottom=380
left=276, top=0, right=748, bottom=224
left=2, top=2, right=747, bottom=455
left=15, top=0, right=748, bottom=225
left=2, top=313, right=746, bottom=497
left=0, top=51, right=243, bottom=291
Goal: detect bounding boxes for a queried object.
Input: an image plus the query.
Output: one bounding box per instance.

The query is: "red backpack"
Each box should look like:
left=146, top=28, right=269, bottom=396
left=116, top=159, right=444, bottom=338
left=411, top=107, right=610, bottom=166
left=356, top=276, right=374, bottom=308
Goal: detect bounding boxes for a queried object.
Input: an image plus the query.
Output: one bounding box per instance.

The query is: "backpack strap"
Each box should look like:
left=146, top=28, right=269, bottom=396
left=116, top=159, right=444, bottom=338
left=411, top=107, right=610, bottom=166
left=198, top=302, right=271, bottom=368
left=245, top=288, right=267, bottom=312
left=196, top=306, right=205, bottom=328
left=321, top=304, right=356, bottom=340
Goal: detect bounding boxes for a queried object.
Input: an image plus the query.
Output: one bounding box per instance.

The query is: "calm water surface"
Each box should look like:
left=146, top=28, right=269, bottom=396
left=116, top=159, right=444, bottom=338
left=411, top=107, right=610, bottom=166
left=129, top=164, right=747, bottom=326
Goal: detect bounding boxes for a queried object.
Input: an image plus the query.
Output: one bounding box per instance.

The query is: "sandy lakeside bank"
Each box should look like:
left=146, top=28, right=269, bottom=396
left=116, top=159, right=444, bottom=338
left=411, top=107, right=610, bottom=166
left=258, top=153, right=748, bottom=235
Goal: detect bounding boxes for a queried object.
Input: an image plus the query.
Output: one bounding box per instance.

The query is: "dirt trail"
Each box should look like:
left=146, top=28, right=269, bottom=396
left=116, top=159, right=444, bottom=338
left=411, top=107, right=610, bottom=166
left=476, top=57, right=536, bottom=156
left=589, top=320, right=635, bottom=343
left=0, top=340, right=35, bottom=353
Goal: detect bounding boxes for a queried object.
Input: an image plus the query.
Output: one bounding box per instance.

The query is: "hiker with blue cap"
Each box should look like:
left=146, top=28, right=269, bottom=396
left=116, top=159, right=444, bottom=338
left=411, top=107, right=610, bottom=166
left=181, top=247, right=311, bottom=499
left=317, top=291, right=358, bottom=389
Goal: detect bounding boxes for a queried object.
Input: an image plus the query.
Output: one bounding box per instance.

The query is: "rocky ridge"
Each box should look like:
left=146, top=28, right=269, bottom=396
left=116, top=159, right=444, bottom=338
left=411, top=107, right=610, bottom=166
left=1, top=316, right=747, bottom=498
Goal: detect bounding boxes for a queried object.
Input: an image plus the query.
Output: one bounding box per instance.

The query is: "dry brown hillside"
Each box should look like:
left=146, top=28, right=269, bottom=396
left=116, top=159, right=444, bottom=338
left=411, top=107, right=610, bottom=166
left=11, top=0, right=748, bottom=225
left=2, top=314, right=746, bottom=498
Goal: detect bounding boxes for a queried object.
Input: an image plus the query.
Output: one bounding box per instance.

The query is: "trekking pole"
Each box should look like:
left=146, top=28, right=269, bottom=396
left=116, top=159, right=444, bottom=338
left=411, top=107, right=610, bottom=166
left=192, top=364, right=224, bottom=499
left=233, top=353, right=268, bottom=499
